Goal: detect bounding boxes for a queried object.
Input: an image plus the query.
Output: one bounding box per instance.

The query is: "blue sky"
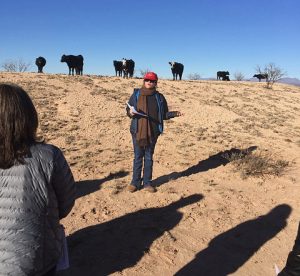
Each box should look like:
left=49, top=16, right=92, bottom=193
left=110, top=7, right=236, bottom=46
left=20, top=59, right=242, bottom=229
left=1, top=0, right=299, bottom=79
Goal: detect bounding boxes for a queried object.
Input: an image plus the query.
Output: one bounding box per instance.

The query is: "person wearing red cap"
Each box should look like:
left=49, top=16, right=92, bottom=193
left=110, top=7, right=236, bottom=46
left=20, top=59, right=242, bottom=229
left=126, top=72, right=182, bottom=193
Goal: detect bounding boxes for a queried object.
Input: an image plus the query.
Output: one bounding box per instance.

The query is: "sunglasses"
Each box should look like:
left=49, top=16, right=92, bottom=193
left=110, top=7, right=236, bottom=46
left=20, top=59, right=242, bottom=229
left=144, top=79, right=157, bottom=83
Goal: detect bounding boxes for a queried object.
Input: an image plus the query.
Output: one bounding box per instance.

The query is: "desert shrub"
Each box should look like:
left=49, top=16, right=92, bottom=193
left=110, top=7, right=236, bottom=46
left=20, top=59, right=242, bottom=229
left=255, top=63, right=285, bottom=89
left=223, top=149, right=289, bottom=179
left=79, top=77, right=94, bottom=87
left=139, top=68, right=150, bottom=77
left=187, top=73, right=201, bottom=80
left=65, top=136, right=76, bottom=144
left=234, top=71, right=244, bottom=81
left=1, top=58, right=31, bottom=72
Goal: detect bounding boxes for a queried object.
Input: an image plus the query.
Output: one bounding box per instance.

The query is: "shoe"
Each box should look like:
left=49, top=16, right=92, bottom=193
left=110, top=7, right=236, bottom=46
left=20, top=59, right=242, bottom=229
left=127, top=185, right=137, bottom=193
left=144, top=185, right=157, bottom=193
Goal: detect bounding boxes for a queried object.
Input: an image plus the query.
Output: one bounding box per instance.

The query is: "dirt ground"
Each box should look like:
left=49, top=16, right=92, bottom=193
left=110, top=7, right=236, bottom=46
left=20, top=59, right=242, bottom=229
left=1, top=72, right=300, bottom=276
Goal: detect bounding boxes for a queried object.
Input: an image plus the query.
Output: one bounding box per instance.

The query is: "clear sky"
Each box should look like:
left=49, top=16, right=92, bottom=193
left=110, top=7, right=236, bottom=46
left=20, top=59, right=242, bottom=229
left=1, top=0, right=299, bottom=79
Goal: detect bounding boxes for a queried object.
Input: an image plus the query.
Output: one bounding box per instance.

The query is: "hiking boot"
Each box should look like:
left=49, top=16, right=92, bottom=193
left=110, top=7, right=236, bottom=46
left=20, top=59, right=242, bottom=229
left=127, top=185, right=137, bottom=193
left=144, top=185, right=157, bottom=193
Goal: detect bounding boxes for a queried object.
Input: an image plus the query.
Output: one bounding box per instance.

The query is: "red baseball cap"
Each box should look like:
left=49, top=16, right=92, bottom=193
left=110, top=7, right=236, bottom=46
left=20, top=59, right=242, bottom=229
left=143, top=72, right=158, bottom=81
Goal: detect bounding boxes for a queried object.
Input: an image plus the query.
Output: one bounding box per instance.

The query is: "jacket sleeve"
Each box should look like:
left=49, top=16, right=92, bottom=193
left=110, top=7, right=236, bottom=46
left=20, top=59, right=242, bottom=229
left=161, top=94, right=171, bottom=120
left=51, top=148, right=76, bottom=219
left=166, top=111, right=179, bottom=119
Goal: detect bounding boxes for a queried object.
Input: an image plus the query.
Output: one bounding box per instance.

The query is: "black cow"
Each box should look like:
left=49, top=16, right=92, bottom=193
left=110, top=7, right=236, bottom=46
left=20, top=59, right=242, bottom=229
left=122, top=58, right=135, bottom=78
left=253, top=74, right=268, bottom=82
left=61, top=54, right=84, bottom=75
left=222, top=75, right=230, bottom=81
left=113, top=60, right=123, bottom=77
left=217, top=71, right=230, bottom=80
left=35, top=56, right=46, bottom=73
left=169, top=62, right=184, bottom=80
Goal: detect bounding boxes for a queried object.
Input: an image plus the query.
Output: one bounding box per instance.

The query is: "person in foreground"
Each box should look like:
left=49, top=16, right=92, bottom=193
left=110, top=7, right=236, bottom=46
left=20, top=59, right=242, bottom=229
left=126, top=72, right=182, bottom=193
left=278, top=222, right=300, bottom=276
left=0, top=83, right=76, bottom=276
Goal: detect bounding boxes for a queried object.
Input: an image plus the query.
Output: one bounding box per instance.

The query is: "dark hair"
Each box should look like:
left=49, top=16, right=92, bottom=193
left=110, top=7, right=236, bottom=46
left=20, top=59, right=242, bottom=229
left=0, top=83, right=39, bottom=169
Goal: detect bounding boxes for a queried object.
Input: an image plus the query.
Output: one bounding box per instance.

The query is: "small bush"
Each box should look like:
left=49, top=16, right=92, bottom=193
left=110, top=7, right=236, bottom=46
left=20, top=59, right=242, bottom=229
left=223, top=149, right=289, bottom=179
left=139, top=68, right=150, bottom=77
left=1, top=58, right=31, bottom=72
left=187, top=73, right=201, bottom=80
left=234, top=71, right=244, bottom=81
left=255, top=63, right=285, bottom=89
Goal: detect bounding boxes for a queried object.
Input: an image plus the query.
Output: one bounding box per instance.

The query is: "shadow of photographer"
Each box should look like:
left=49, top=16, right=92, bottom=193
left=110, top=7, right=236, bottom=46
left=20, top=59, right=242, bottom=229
left=59, top=194, right=203, bottom=276
left=175, top=204, right=291, bottom=276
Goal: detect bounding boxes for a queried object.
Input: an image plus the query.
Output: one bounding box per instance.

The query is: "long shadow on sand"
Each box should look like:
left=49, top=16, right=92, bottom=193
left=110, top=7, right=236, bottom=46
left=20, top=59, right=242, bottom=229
left=60, top=194, right=203, bottom=276
left=175, top=204, right=292, bottom=276
left=76, top=170, right=129, bottom=198
left=154, top=146, right=257, bottom=187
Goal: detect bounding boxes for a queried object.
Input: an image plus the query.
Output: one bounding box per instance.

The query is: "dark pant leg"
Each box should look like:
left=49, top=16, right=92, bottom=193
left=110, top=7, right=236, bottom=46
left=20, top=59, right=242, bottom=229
left=131, top=134, right=145, bottom=187
left=143, top=137, right=157, bottom=186
left=279, top=222, right=300, bottom=276
left=42, top=266, right=56, bottom=276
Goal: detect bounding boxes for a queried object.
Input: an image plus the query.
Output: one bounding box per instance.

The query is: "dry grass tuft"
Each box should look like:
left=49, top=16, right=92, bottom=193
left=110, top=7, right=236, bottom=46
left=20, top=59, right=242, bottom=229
left=223, top=149, right=290, bottom=179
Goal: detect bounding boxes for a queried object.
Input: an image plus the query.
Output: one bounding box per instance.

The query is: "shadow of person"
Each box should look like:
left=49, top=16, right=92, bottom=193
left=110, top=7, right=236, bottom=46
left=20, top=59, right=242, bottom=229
left=60, top=194, right=203, bottom=276
left=175, top=204, right=292, bottom=276
left=154, top=146, right=257, bottom=187
left=76, top=170, right=129, bottom=198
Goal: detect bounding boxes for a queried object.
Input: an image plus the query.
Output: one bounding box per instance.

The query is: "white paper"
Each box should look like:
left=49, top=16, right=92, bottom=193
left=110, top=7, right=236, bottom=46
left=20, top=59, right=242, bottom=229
left=127, top=102, right=148, bottom=117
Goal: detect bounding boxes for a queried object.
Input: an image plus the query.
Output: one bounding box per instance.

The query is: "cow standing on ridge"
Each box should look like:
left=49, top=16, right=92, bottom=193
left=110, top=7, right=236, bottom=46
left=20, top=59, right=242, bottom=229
left=222, top=75, right=230, bottom=81
left=253, top=74, right=268, bottom=82
left=169, top=62, right=184, bottom=80
left=61, top=55, right=84, bottom=75
left=122, top=58, right=135, bottom=78
left=113, top=60, right=123, bottom=77
left=35, top=57, right=46, bottom=73
left=217, top=71, right=230, bottom=80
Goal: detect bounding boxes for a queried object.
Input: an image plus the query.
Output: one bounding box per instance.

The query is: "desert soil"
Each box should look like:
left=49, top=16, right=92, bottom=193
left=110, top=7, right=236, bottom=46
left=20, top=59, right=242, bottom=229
left=1, top=72, right=300, bottom=276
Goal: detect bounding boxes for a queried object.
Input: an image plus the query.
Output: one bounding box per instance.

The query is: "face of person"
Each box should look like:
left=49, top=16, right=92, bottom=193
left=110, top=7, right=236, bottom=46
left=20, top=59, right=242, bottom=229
left=144, top=79, right=157, bottom=88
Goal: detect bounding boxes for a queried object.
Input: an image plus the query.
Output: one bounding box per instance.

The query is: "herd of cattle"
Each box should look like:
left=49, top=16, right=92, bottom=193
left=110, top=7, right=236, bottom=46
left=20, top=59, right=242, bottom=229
left=35, top=55, right=268, bottom=81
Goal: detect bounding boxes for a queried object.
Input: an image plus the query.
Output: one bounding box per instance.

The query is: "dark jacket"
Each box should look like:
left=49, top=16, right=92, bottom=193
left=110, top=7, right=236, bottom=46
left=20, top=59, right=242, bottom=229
left=0, top=143, right=76, bottom=276
left=126, top=89, right=177, bottom=135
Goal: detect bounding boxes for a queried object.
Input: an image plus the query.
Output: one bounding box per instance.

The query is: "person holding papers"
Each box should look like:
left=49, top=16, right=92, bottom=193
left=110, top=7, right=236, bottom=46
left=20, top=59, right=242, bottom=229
left=126, top=72, right=182, bottom=193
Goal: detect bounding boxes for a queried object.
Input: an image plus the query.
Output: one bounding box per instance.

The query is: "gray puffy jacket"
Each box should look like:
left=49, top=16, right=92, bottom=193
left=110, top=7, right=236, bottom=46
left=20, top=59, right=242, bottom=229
left=0, top=143, right=76, bottom=276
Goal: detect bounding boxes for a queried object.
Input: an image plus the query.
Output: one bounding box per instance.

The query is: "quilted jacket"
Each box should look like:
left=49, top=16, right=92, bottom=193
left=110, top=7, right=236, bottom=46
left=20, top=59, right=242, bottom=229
left=0, top=143, right=76, bottom=276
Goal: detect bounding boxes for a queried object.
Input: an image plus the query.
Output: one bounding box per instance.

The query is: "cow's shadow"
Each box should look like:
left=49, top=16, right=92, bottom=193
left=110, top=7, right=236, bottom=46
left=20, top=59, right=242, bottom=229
left=175, top=204, right=292, bottom=276
left=154, top=146, right=257, bottom=186
left=58, top=194, right=203, bottom=276
left=76, top=170, right=129, bottom=199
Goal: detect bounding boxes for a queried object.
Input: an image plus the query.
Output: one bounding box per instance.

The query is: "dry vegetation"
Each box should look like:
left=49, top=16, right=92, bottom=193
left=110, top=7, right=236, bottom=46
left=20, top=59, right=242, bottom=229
left=222, top=149, right=290, bottom=179
left=1, top=72, right=300, bottom=275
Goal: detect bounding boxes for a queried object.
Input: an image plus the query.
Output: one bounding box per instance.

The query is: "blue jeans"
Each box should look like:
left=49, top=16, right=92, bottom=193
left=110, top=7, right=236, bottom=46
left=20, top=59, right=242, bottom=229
left=131, top=134, right=157, bottom=187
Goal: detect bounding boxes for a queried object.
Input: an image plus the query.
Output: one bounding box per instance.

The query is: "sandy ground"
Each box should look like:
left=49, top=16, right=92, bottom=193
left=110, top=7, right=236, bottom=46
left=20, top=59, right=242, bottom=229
left=1, top=72, right=300, bottom=276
